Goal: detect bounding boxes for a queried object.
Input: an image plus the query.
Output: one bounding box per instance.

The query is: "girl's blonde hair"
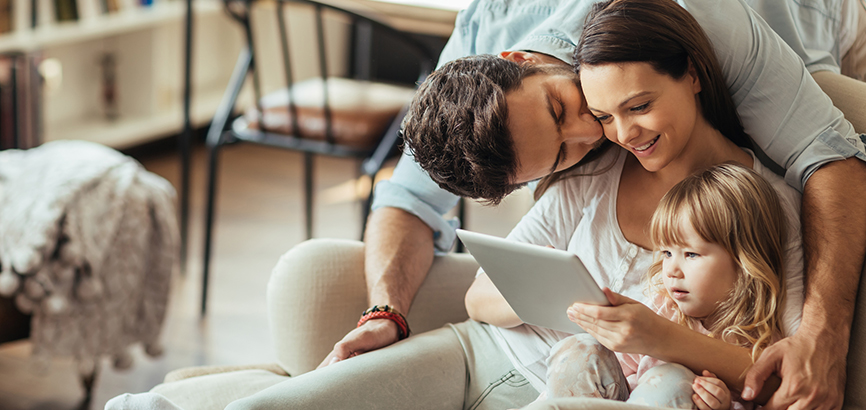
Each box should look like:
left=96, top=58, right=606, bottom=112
left=646, top=163, right=787, bottom=361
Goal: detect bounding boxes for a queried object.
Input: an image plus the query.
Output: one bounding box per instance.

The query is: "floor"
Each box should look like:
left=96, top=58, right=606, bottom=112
left=0, top=141, right=534, bottom=410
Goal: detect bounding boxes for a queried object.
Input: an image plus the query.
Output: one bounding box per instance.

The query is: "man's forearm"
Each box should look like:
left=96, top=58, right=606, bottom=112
left=363, top=207, right=436, bottom=314
left=800, top=158, right=866, bottom=344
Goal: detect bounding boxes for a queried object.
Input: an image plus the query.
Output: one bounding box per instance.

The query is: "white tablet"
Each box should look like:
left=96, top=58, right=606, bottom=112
left=456, top=229, right=609, bottom=334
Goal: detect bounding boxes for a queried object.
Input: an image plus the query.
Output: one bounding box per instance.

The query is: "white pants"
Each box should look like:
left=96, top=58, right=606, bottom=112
left=107, top=320, right=539, bottom=410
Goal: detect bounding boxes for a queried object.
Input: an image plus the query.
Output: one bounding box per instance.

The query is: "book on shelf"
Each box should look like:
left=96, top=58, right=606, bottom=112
left=76, top=0, right=101, bottom=20
left=54, top=0, right=78, bottom=22
left=116, top=0, right=135, bottom=12
left=102, top=0, right=120, bottom=13
left=11, top=0, right=32, bottom=33
left=0, top=0, right=12, bottom=34
left=0, top=53, right=42, bottom=150
left=35, top=0, right=54, bottom=28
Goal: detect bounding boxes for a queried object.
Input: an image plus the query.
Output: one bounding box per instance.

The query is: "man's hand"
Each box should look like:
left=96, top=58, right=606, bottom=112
left=742, top=327, right=846, bottom=410
left=693, top=370, right=732, bottom=410
left=320, top=207, right=433, bottom=369
left=317, top=319, right=400, bottom=369
left=567, top=288, right=670, bottom=355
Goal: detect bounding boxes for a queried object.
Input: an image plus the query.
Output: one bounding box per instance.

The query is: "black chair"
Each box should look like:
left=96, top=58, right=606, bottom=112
left=201, top=0, right=436, bottom=315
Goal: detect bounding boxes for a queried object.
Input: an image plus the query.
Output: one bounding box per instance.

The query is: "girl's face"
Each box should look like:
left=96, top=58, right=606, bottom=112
left=660, top=217, right=739, bottom=322
left=579, top=62, right=702, bottom=173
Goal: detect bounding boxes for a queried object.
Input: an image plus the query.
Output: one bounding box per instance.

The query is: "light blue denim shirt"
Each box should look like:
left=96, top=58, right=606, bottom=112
left=373, top=0, right=866, bottom=251
left=744, top=0, right=860, bottom=74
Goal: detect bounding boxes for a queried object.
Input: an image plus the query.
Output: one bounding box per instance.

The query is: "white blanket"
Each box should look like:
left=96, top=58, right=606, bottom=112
left=0, top=140, right=178, bottom=376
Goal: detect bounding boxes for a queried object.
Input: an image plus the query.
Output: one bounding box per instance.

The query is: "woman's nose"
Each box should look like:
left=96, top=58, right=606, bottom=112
left=613, top=117, right=639, bottom=145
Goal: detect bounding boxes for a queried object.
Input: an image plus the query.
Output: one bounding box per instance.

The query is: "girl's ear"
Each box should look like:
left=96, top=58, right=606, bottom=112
left=500, top=51, right=545, bottom=65
left=687, top=59, right=701, bottom=94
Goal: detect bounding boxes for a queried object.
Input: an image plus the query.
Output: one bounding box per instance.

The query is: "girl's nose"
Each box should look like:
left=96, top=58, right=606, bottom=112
left=665, top=260, right=683, bottom=279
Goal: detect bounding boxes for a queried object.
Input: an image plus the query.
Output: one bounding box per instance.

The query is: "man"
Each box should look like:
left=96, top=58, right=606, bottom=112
left=319, top=1, right=866, bottom=409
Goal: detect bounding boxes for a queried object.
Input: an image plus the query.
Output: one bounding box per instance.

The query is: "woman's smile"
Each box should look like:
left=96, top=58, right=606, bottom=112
left=632, top=135, right=660, bottom=154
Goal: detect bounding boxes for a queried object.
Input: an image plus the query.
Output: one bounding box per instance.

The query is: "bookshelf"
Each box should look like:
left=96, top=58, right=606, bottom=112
left=51, top=86, right=227, bottom=148
left=0, top=0, right=244, bottom=149
left=0, top=0, right=465, bottom=150
left=0, top=1, right=221, bottom=53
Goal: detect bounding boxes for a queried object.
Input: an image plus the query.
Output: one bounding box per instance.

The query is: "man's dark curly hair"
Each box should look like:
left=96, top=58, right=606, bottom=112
left=402, top=54, right=545, bottom=205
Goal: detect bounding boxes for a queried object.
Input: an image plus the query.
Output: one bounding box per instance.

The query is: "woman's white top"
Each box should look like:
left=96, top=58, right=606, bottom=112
left=490, top=147, right=804, bottom=392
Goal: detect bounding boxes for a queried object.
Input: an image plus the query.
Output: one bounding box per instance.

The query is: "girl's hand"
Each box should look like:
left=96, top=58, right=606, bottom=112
left=566, top=288, right=670, bottom=355
left=692, top=370, right=732, bottom=410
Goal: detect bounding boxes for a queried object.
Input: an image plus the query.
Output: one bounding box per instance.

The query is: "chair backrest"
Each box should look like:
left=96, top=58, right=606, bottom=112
left=223, top=0, right=435, bottom=149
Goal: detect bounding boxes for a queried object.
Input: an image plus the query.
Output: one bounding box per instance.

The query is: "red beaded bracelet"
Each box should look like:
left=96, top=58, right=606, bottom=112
left=357, top=305, right=410, bottom=340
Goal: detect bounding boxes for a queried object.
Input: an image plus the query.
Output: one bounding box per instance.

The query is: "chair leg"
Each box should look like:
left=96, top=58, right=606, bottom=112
left=201, top=141, right=223, bottom=317
left=304, top=152, right=314, bottom=240
left=178, top=134, right=191, bottom=276
left=178, top=0, right=194, bottom=276
left=199, top=47, right=251, bottom=317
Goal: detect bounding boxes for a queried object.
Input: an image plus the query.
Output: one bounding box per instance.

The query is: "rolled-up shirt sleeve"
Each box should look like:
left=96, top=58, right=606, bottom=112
left=369, top=5, right=473, bottom=252
left=687, top=0, right=866, bottom=191
left=372, top=148, right=461, bottom=251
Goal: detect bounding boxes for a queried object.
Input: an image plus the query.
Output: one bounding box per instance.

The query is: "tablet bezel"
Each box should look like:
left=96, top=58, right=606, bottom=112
left=456, top=229, right=609, bottom=334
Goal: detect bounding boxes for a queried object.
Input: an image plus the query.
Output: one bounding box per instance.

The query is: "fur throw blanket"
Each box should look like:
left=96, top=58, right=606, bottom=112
left=0, top=140, right=178, bottom=376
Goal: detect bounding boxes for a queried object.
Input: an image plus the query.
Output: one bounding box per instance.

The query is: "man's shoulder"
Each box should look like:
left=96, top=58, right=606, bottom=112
left=445, top=0, right=596, bottom=64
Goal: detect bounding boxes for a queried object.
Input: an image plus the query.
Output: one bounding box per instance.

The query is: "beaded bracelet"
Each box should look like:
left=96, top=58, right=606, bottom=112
left=357, top=305, right=410, bottom=340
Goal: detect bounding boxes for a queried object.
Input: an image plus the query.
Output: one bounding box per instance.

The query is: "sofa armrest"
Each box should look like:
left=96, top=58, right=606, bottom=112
left=812, top=71, right=866, bottom=133
left=267, top=238, right=478, bottom=376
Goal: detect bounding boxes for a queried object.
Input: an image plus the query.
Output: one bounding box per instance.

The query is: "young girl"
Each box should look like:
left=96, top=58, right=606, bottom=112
left=537, top=163, right=790, bottom=410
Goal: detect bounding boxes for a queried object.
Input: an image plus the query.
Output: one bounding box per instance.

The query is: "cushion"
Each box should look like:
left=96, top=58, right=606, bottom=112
left=811, top=71, right=866, bottom=133
left=244, top=78, right=417, bottom=149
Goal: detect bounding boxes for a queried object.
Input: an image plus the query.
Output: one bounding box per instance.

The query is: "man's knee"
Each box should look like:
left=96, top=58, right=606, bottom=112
left=268, top=239, right=368, bottom=375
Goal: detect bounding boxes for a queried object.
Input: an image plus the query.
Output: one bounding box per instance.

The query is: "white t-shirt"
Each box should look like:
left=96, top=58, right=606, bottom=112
left=490, top=147, right=804, bottom=392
